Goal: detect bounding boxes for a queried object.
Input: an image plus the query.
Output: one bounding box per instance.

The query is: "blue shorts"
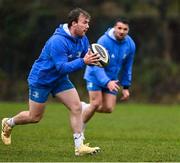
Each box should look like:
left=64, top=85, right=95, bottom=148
left=29, top=77, right=74, bottom=103
left=86, top=81, right=118, bottom=95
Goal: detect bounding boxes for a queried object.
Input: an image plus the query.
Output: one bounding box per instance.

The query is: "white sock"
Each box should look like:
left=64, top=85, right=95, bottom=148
left=81, top=101, right=90, bottom=112
left=6, top=118, right=15, bottom=127
left=81, top=132, right=85, bottom=140
left=73, top=133, right=83, bottom=148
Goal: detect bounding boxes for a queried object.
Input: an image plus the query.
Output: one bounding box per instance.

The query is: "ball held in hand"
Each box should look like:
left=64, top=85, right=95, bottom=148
left=90, top=43, right=109, bottom=67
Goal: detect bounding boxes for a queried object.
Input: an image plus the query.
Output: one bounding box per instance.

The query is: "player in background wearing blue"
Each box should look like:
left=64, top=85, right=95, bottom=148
left=81, top=19, right=136, bottom=139
left=1, top=8, right=100, bottom=156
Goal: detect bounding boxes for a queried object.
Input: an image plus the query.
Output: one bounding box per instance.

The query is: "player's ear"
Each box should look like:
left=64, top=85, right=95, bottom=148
left=72, top=21, right=77, bottom=26
left=126, top=25, right=130, bottom=33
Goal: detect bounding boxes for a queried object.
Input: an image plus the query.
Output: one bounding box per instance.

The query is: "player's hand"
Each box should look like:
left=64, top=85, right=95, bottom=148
left=107, top=80, right=120, bottom=92
left=83, top=49, right=100, bottom=65
left=120, top=89, right=130, bottom=101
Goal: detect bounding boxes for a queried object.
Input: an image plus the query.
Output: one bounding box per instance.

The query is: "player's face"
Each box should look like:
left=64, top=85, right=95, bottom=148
left=114, top=22, right=129, bottom=41
left=74, top=14, right=90, bottom=37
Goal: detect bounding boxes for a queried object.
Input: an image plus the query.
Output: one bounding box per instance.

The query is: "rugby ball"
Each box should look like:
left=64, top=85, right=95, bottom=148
left=90, top=43, right=109, bottom=67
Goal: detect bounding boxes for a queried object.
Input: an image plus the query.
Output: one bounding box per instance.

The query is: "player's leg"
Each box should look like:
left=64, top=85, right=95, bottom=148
left=81, top=90, right=102, bottom=141
left=82, top=92, right=116, bottom=124
left=52, top=77, right=83, bottom=134
left=1, top=100, right=46, bottom=145
left=13, top=100, right=46, bottom=124
left=82, top=81, right=103, bottom=123
left=96, top=92, right=117, bottom=113
left=55, top=88, right=100, bottom=155
left=1, top=85, right=48, bottom=145
left=56, top=88, right=82, bottom=133
left=53, top=78, right=100, bottom=155
left=82, top=90, right=103, bottom=123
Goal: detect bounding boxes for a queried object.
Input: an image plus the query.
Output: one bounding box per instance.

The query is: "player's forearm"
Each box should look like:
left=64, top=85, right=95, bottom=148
left=56, top=58, right=85, bottom=75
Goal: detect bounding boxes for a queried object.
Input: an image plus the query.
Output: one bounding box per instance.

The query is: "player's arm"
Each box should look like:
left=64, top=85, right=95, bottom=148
left=119, top=57, right=133, bottom=101
left=120, top=41, right=136, bottom=88
left=120, top=53, right=135, bottom=88
left=120, top=40, right=136, bottom=100
left=50, top=38, right=98, bottom=75
left=93, top=36, right=120, bottom=91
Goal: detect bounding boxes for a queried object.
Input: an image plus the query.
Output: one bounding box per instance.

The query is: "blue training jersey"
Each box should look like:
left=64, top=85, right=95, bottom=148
left=84, top=28, right=136, bottom=88
left=28, top=24, right=89, bottom=87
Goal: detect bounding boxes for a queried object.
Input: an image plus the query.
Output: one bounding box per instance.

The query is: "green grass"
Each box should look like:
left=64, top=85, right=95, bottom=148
left=0, top=102, right=180, bottom=161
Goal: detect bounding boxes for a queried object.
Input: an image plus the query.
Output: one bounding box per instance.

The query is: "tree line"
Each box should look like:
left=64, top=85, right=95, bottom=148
left=0, top=0, right=179, bottom=103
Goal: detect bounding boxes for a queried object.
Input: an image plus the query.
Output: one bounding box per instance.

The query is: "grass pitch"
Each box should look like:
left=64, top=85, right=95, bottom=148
left=0, top=102, right=180, bottom=162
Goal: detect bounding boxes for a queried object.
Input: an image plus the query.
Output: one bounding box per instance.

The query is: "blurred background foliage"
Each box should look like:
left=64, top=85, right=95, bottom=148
left=0, top=0, right=179, bottom=103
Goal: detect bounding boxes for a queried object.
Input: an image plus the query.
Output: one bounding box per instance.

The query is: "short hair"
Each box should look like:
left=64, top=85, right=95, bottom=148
left=114, top=18, right=130, bottom=26
left=67, top=8, right=91, bottom=28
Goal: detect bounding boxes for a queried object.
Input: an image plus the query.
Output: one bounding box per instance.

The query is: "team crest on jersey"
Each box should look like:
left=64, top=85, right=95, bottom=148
left=123, top=53, right=127, bottom=59
left=111, top=54, right=115, bottom=58
left=68, top=51, right=81, bottom=59
left=77, top=51, right=81, bottom=57
left=68, top=54, right=73, bottom=58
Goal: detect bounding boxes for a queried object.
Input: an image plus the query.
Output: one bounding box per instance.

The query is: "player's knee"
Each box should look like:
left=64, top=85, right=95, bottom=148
left=105, top=107, right=113, bottom=113
left=102, top=106, right=114, bottom=113
left=71, top=102, right=82, bottom=115
left=91, top=101, right=102, bottom=110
